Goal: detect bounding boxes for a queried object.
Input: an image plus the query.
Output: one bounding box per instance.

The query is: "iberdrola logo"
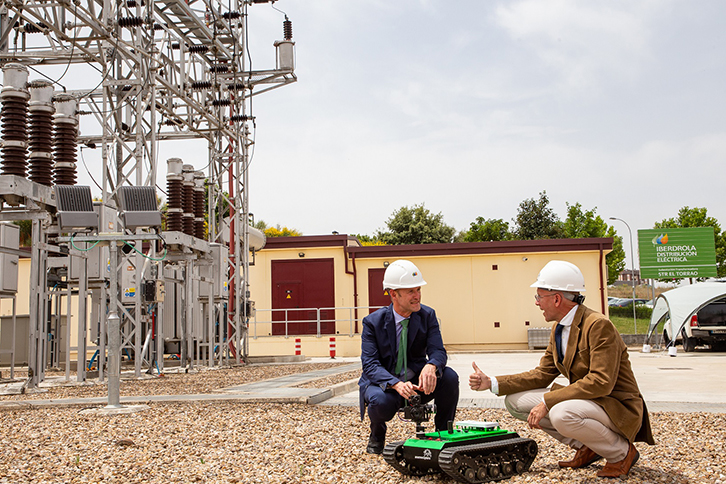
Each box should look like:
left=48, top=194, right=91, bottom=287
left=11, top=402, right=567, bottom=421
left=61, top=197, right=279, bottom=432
left=651, top=234, right=669, bottom=245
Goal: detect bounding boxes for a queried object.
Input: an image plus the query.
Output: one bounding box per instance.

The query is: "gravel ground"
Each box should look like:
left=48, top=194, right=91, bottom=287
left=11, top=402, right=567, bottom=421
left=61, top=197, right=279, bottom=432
left=0, top=363, right=724, bottom=483
left=0, top=404, right=723, bottom=483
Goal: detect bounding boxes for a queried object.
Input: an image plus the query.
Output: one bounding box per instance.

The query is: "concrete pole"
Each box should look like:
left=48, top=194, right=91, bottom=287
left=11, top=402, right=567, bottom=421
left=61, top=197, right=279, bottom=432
left=106, top=241, right=122, bottom=408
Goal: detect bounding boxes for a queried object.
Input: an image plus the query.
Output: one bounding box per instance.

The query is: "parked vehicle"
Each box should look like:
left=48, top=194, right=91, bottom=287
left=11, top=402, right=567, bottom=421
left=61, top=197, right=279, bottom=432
left=647, top=282, right=726, bottom=352
left=666, top=298, right=726, bottom=352
left=609, top=298, right=649, bottom=307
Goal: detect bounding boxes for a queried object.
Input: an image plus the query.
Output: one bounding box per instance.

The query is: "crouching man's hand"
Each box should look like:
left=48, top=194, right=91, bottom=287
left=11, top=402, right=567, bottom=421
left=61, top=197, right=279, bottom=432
left=469, top=361, right=491, bottom=391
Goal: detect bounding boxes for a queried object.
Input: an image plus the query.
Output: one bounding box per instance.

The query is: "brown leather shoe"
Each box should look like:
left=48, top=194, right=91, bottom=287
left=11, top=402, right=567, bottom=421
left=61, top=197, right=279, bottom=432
left=596, top=443, right=639, bottom=478
left=559, top=445, right=602, bottom=468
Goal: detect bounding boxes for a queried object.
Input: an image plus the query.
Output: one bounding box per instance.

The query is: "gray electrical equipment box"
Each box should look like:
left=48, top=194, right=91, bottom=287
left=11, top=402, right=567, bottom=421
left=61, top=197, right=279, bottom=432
left=69, top=203, right=117, bottom=281
left=199, top=243, right=228, bottom=299
left=0, top=223, right=19, bottom=293
left=117, top=186, right=162, bottom=230
left=55, top=185, right=100, bottom=232
left=120, top=260, right=138, bottom=303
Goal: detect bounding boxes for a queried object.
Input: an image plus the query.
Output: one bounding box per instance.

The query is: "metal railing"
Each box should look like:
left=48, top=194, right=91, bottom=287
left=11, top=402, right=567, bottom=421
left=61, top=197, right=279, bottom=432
left=251, top=306, right=384, bottom=338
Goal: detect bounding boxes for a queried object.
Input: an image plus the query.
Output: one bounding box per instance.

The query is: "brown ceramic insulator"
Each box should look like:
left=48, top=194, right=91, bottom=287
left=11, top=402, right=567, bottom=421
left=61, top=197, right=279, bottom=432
left=52, top=122, right=78, bottom=185
left=1, top=96, right=29, bottom=176
left=182, top=181, right=194, bottom=235
left=53, top=162, right=77, bottom=185
left=28, top=110, right=54, bottom=185
left=182, top=213, right=194, bottom=236
left=166, top=178, right=183, bottom=210
left=166, top=208, right=183, bottom=232
left=165, top=177, right=184, bottom=232
left=194, top=188, right=205, bottom=239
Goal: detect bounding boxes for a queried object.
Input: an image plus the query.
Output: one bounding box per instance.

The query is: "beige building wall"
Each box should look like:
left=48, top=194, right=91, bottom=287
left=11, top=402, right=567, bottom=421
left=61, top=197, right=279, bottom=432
left=248, top=237, right=612, bottom=357
left=0, top=258, right=31, bottom=316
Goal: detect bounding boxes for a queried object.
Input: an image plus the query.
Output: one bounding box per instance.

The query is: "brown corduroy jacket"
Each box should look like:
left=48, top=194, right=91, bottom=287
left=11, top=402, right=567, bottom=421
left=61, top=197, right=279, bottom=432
left=497, top=304, right=655, bottom=444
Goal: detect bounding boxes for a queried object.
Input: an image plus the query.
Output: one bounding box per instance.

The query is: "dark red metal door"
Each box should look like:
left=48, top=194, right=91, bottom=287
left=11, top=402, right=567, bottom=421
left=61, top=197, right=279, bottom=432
left=368, top=268, right=389, bottom=314
left=273, top=281, right=303, bottom=335
left=271, top=259, right=335, bottom=335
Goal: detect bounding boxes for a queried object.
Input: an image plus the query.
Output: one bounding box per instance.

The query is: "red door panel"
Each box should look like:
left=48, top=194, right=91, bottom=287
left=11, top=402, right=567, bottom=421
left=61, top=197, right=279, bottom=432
left=271, top=259, right=335, bottom=335
left=368, top=268, right=389, bottom=314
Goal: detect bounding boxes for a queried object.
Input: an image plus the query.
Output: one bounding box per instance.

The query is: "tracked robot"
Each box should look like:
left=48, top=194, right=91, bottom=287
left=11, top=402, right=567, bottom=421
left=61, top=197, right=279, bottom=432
left=383, top=395, right=538, bottom=483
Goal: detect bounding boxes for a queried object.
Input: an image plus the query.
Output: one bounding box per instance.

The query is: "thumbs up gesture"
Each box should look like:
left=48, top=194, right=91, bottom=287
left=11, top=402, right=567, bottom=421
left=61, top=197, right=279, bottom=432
left=469, top=361, right=491, bottom=391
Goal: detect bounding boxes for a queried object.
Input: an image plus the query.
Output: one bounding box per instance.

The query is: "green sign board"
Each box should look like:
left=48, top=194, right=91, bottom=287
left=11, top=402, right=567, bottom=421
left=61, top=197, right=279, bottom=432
left=638, top=227, right=717, bottom=279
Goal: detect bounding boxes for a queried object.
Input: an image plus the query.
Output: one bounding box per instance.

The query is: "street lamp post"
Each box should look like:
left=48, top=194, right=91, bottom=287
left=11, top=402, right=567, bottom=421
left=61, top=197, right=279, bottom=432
left=610, top=217, right=638, bottom=334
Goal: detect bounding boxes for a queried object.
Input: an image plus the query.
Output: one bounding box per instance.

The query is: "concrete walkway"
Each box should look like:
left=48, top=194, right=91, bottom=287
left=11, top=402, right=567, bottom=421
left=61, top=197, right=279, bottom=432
left=318, top=348, right=726, bottom=413
left=2, top=348, right=725, bottom=413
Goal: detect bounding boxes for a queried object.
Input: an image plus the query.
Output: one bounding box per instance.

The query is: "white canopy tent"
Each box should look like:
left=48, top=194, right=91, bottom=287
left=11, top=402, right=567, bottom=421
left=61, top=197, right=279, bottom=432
left=646, top=282, right=726, bottom=346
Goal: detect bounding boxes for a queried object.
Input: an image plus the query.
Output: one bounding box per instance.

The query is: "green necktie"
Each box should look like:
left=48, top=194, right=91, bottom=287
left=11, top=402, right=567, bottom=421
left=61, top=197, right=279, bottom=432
left=395, top=318, right=409, bottom=379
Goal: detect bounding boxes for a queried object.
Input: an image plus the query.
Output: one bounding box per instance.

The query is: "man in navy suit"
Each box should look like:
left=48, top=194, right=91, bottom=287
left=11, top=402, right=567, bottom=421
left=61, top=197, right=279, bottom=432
left=359, top=260, right=459, bottom=454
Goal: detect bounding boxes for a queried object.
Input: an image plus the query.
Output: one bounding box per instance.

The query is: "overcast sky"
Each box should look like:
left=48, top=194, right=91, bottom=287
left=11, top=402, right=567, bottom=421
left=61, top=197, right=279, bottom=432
left=235, top=0, right=726, bottom=268
left=73, top=0, right=725, bottom=269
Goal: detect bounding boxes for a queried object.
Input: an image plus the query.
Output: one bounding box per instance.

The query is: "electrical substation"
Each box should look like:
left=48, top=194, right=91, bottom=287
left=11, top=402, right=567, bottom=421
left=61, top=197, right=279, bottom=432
left=0, top=0, right=296, bottom=400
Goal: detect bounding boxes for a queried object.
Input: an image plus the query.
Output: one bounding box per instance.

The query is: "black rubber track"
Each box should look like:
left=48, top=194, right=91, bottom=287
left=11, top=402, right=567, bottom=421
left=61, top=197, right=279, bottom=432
left=438, top=437, right=538, bottom=483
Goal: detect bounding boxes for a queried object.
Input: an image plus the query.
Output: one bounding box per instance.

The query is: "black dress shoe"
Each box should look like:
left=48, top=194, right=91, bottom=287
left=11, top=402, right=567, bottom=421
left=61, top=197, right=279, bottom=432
left=366, top=436, right=384, bottom=455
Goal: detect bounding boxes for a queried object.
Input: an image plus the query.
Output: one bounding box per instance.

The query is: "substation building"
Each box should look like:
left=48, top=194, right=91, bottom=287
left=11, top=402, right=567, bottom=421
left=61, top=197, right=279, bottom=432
left=246, top=235, right=613, bottom=357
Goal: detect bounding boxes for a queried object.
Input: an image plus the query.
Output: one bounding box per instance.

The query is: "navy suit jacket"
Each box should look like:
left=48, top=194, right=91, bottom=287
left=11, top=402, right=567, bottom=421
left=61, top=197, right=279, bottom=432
left=358, top=303, right=448, bottom=418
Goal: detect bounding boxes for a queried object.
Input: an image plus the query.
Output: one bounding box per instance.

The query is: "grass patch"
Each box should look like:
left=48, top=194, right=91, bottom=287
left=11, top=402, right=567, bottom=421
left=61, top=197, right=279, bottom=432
left=610, top=315, right=650, bottom=334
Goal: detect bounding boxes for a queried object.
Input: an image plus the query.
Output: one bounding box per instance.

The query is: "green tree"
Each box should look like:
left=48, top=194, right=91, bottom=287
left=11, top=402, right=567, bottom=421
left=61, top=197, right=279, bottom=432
left=464, top=217, right=513, bottom=242
left=377, top=203, right=455, bottom=245
left=264, top=225, right=302, bottom=237
left=563, top=203, right=625, bottom=285
left=12, top=220, right=32, bottom=247
left=253, top=220, right=302, bottom=237
left=353, top=234, right=387, bottom=246
left=654, top=206, right=726, bottom=277
left=513, top=191, right=563, bottom=240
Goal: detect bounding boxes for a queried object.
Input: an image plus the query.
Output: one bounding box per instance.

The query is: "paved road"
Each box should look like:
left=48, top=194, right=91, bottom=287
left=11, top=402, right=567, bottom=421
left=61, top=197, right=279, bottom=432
left=319, top=348, right=726, bottom=413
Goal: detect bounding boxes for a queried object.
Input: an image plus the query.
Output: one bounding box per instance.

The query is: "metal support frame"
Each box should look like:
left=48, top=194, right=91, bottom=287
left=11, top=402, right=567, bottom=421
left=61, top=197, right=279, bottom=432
left=0, top=0, right=295, bottom=387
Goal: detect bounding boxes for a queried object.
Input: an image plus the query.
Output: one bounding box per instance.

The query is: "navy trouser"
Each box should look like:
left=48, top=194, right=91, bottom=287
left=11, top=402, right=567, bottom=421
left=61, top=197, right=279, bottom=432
left=364, top=366, right=459, bottom=442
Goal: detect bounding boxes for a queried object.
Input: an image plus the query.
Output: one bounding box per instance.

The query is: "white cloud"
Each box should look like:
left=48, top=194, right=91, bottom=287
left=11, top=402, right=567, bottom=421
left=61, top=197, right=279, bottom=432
left=494, top=0, right=662, bottom=92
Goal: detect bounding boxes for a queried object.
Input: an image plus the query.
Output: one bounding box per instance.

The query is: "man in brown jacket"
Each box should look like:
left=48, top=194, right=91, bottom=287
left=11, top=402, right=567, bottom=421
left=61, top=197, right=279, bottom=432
left=469, top=260, right=654, bottom=479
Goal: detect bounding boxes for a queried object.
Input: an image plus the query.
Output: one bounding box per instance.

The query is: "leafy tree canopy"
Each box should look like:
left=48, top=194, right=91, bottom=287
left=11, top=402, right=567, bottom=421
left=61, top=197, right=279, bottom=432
left=254, top=220, right=302, bottom=238
left=513, top=191, right=563, bottom=240
left=353, top=234, right=387, bottom=246
left=12, top=220, right=31, bottom=247
left=464, top=217, right=513, bottom=242
left=563, top=203, right=625, bottom=285
left=377, top=203, right=455, bottom=245
left=655, top=206, right=726, bottom=277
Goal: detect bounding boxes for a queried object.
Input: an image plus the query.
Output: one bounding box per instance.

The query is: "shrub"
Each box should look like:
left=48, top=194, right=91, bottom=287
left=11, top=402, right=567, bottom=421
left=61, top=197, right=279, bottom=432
left=609, top=305, right=653, bottom=320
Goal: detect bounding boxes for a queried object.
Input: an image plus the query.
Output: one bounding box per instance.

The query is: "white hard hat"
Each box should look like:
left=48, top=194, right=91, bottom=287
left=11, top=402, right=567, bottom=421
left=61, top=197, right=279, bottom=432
left=530, top=260, right=586, bottom=293
left=383, top=260, right=427, bottom=290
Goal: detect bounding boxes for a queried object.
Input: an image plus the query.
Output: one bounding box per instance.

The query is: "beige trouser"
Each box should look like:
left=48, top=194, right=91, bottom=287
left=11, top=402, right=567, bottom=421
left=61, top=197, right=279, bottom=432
left=504, top=388, right=629, bottom=462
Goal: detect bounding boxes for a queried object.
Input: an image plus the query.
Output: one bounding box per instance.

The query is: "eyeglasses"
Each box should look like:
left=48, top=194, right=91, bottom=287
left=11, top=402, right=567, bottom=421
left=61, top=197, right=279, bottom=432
left=534, top=293, right=557, bottom=302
